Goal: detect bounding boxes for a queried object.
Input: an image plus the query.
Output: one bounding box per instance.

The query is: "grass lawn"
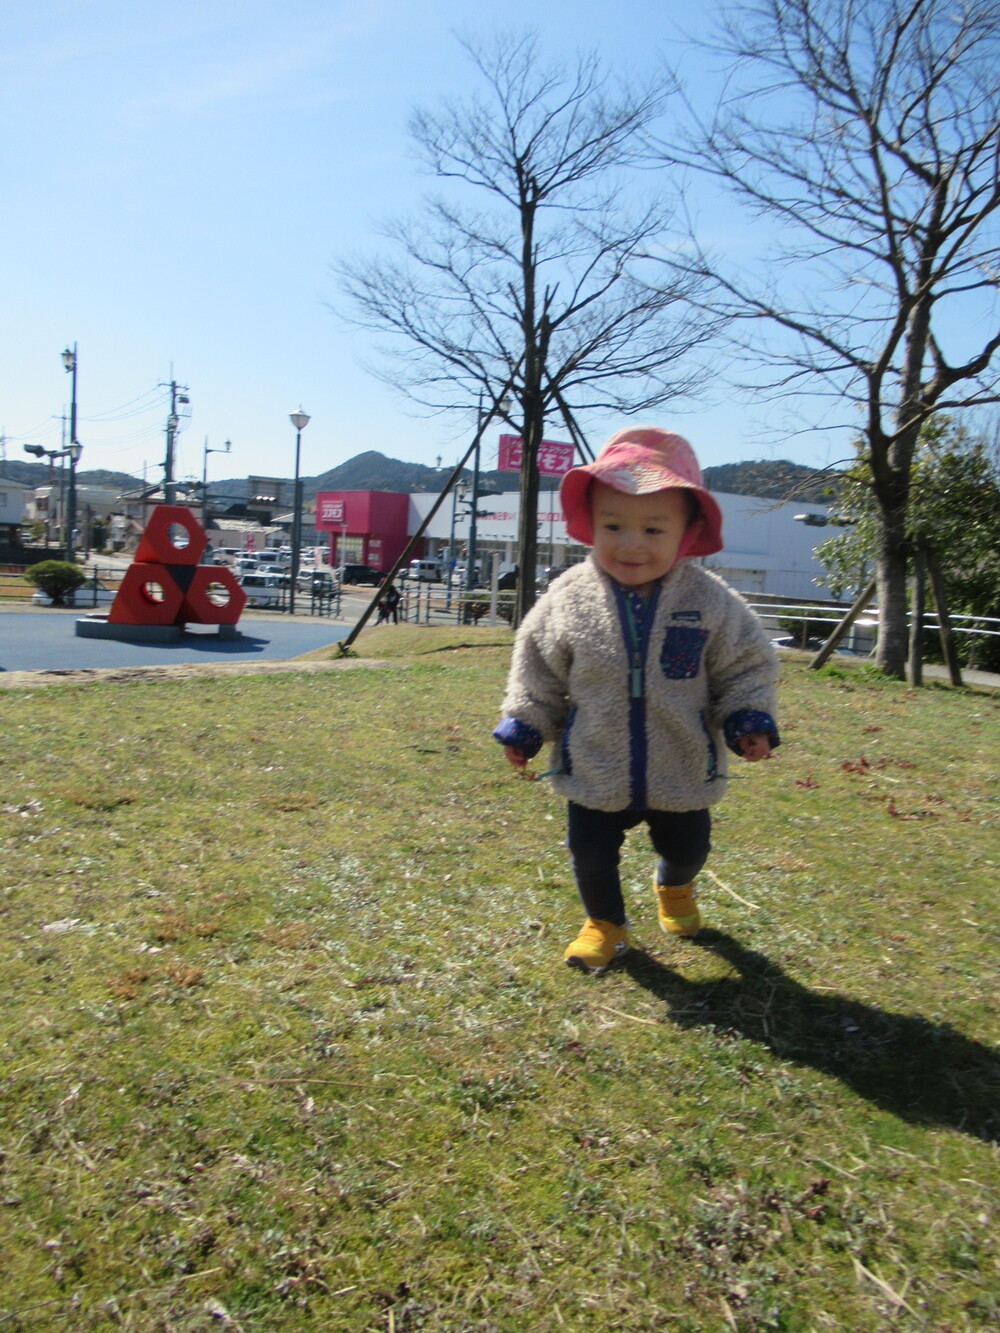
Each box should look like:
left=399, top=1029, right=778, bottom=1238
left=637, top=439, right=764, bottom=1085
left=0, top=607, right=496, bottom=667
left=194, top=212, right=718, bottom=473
left=1, top=626, right=998, bottom=1331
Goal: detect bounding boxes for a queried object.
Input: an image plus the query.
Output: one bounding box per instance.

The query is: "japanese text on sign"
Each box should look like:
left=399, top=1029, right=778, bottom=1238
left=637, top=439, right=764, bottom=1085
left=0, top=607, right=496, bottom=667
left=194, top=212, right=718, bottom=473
left=498, top=434, right=575, bottom=475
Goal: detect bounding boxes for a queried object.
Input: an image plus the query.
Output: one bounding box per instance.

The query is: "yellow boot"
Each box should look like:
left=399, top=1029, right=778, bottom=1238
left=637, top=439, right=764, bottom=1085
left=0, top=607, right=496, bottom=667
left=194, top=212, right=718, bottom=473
left=655, top=879, right=701, bottom=937
left=564, top=918, right=630, bottom=974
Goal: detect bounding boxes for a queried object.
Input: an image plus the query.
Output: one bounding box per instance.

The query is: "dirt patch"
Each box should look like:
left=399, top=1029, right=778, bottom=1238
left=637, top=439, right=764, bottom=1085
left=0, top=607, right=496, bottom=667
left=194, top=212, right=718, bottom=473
left=0, top=656, right=396, bottom=691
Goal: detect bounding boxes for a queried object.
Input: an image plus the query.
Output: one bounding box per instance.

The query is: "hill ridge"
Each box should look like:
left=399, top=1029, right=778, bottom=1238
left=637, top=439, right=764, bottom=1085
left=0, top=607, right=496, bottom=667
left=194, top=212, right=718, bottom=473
left=4, top=452, right=836, bottom=505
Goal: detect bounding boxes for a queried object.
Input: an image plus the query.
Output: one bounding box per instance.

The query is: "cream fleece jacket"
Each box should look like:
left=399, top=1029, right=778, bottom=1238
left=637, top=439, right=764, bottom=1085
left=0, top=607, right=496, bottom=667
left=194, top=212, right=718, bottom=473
left=497, top=556, right=780, bottom=813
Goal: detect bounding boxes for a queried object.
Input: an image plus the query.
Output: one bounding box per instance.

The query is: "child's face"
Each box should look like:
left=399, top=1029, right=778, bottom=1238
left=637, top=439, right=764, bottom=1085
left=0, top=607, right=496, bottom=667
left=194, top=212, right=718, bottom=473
left=590, top=483, right=699, bottom=594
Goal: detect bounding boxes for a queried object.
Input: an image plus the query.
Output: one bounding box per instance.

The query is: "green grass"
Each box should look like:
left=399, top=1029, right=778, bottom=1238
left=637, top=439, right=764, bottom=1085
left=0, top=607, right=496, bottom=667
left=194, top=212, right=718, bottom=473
left=1, top=628, right=998, bottom=1331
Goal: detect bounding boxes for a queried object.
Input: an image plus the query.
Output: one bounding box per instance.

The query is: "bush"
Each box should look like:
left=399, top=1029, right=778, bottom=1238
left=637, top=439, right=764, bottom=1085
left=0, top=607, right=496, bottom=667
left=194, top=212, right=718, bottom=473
left=23, top=560, right=87, bottom=606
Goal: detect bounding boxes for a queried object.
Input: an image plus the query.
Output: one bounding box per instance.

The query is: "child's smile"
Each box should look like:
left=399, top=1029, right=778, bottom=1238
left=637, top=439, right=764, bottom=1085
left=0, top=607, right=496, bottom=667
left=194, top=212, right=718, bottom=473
left=590, top=483, right=700, bottom=595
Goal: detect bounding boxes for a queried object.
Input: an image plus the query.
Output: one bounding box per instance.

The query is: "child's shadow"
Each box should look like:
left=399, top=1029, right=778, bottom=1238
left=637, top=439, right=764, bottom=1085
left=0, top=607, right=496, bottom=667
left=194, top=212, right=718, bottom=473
left=624, top=932, right=999, bottom=1144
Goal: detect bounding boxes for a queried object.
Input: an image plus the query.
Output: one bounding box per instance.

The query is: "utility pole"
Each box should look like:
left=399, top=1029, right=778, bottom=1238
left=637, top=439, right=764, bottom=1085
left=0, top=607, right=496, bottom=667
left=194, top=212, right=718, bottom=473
left=465, top=397, right=483, bottom=597
left=162, top=378, right=190, bottom=505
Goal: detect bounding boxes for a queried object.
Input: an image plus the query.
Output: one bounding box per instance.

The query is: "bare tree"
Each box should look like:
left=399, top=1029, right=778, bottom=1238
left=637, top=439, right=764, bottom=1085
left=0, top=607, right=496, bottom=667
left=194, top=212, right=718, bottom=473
left=336, top=32, right=718, bottom=623
left=660, top=0, right=1000, bottom=676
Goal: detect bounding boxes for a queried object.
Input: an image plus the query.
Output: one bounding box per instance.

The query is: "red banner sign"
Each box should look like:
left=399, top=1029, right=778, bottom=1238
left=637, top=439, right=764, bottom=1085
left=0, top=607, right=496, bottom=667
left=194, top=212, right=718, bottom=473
left=498, top=434, right=575, bottom=476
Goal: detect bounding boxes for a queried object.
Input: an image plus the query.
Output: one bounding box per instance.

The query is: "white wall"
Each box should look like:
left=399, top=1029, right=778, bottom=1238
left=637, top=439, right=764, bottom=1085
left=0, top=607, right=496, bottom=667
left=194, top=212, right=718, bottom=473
left=0, top=479, right=31, bottom=525
left=410, top=488, right=834, bottom=600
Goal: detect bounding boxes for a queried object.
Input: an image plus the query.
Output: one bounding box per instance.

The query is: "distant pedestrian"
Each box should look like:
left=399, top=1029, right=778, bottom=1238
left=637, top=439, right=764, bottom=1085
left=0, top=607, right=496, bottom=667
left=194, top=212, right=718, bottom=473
left=494, top=427, right=780, bottom=974
left=379, top=584, right=401, bottom=624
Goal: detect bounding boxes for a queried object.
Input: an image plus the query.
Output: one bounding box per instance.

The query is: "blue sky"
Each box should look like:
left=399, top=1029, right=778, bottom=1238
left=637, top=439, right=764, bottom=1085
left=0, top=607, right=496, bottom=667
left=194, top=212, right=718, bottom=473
left=0, top=0, right=858, bottom=489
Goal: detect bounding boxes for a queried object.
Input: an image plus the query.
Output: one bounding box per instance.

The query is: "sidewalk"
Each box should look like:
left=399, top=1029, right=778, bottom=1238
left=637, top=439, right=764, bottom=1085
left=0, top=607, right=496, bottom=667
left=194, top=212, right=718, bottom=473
left=773, top=644, right=1000, bottom=692
left=919, top=663, right=1000, bottom=690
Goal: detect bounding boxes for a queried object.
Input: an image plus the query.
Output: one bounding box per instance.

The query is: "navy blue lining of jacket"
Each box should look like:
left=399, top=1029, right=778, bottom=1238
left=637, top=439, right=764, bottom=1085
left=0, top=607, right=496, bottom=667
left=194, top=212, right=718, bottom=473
left=614, top=583, right=661, bottom=811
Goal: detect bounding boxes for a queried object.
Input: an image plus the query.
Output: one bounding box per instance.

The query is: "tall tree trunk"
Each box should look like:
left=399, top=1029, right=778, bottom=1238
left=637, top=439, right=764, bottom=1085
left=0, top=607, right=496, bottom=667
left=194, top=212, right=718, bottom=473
left=873, top=498, right=910, bottom=678
left=908, top=544, right=925, bottom=687
left=514, top=387, right=545, bottom=627
left=514, top=186, right=546, bottom=629
left=871, top=409, right=921, bottom=679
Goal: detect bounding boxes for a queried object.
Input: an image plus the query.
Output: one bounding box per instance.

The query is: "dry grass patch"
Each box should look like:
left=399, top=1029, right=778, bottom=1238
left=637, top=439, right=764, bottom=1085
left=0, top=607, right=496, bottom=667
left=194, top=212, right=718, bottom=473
left=0, top=649, right=997, bottom=1330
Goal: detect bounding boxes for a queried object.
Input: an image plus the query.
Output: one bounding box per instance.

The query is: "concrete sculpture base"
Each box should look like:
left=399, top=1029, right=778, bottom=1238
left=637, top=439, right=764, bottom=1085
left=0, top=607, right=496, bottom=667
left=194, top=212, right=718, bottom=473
left=76, top=615, right=242, bottom=644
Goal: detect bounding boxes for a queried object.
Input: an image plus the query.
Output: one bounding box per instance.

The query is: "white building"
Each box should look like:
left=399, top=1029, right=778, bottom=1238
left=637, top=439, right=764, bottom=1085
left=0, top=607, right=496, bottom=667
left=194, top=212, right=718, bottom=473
left=410, top=487, right=833, bottom=601
left=0, top=477, right=32, bottom=542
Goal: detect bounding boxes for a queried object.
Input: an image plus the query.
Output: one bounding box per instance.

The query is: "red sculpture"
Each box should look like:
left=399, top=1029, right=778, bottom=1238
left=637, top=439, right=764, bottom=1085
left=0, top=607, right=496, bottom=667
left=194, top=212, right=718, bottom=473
left=108, top=506, right=246, bottom=628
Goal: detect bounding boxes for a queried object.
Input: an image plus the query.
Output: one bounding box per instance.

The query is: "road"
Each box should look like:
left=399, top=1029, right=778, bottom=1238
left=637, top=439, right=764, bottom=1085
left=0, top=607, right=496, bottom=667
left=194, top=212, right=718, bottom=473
left=0, top=602, right=375, bottom=675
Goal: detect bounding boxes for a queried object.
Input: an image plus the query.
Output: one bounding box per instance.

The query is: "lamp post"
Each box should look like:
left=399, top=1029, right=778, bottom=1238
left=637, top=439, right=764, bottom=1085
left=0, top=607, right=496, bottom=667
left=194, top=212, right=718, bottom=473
left=202, top=438, right=231, bottom=528
left=446, top=475, right=469, bottom=611
left=66, top=443, right=82, bottom=560
left=61, top=345, right=80, bottom=562
left=465, top=412, right=482, bottom=598
left=288, top=408, right=310, bottom=614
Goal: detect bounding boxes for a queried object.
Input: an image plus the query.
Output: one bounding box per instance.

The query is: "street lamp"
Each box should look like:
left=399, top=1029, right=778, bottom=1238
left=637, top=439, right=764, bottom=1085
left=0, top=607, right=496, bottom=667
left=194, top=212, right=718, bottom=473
left=288, top=408, right=310, bottom=614
left=24, top=443, right=70, bottom=547
left=202, top=438, right=231, bottom=528
left=61, top=345, right=80, bottom=562
left=66, top=442, right=83, bottom=561
left=446, top=475, right=469, bottom=610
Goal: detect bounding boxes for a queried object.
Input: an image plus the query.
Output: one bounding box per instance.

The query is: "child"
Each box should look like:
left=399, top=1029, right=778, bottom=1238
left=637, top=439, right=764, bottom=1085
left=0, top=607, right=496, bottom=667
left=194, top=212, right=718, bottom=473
left=493, top=427, right=780, bottom=974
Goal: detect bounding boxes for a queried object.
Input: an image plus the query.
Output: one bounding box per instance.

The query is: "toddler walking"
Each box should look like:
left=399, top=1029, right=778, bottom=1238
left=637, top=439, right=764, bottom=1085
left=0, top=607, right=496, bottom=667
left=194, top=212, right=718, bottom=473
left=494, top=427, right=780, bottom=973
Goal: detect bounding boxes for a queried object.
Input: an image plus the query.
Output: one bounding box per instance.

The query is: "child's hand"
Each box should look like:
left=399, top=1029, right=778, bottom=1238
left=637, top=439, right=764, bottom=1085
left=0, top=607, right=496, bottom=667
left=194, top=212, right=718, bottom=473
left=738, top=733, right=772, bottom=762
left=503, top=745, right=529, bottom=769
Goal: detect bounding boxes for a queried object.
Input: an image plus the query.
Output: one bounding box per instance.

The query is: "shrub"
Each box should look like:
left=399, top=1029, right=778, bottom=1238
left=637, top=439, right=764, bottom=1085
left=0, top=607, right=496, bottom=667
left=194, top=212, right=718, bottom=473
left=23, top=559, right=87, bottom=606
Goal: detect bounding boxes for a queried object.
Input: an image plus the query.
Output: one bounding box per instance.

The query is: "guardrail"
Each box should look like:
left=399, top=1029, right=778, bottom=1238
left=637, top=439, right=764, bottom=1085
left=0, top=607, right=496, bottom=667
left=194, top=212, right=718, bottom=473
left=395, top=582, right=516, bottom=626
left=747, top=598, right=1000, bottom=658
left=0, top=564, right=124, bottom=607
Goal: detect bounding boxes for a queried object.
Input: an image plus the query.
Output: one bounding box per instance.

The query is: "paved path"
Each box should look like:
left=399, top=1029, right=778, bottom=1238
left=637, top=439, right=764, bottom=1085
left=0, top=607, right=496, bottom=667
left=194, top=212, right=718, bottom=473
left=0, top=607, right=354, bottom=674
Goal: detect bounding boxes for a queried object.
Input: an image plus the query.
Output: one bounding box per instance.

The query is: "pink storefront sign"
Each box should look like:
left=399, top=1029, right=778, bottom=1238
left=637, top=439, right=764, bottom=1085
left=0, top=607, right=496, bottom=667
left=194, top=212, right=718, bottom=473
left=320, top=499, right=345, bottom=524
left=497, top=434, right=575, bottom=476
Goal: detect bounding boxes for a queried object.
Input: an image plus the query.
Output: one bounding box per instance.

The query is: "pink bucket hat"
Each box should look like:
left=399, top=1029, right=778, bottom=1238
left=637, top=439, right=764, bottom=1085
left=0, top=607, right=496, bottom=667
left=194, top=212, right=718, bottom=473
left=559, top=427, right=724, bottom=556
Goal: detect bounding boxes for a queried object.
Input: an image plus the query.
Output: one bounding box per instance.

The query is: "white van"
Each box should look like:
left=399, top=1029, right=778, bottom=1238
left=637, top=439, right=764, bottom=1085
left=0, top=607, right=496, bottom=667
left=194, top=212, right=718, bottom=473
left=256, top=549, right=291, bottom=569
left=239, top=572, right=286, bottom=607
left=407, top=558, right=444, bottom=582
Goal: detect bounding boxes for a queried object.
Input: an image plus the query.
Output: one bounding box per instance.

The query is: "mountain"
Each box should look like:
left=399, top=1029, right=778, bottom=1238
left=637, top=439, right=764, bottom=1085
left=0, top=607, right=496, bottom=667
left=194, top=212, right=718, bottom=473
left=702, top=460, right=837, bottom=503
left=293, top=452, right=836, bottom=503
left=311, top=451, right=457, bottom=496
left=208, top=450, right=559, bottom=505
left=5, top=450, right=836, bottom=505
left=0, top=459, right=146, bottom=490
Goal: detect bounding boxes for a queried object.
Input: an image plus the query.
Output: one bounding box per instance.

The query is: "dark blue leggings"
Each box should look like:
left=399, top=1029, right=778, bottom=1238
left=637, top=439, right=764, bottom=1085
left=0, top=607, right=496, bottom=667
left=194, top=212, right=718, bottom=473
left=566, top=802, right=711, bottom=928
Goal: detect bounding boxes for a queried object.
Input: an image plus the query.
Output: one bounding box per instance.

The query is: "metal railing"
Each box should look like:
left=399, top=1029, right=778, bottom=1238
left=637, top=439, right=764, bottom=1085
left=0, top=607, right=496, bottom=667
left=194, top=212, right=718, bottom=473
left=1, top=565, right=123, bottom=607
left=746, top=598, right=1000, bottom=659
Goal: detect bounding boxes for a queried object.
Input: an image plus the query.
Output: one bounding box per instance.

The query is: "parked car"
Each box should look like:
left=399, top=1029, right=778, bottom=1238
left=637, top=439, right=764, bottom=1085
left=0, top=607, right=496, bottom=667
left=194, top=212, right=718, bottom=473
left=336, top=564, right=383, bottom=586
left=255, top=549, right=291, bottom=569
left=297, top=570, right=337, bottom=592
left=451, top=561, right=484, bottom=587
left=239, top=572, right=285, bottom=607
left=406, top=558, right=444, bottom=582
left=495, top=566, right=566, bottom=592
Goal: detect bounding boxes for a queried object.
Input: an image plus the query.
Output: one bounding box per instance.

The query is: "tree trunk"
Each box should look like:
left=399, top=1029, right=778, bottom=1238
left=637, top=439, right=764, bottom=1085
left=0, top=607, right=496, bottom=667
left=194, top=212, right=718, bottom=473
left=908, top=545, right=925, bottom=687
left=873, top=499, right=910, bottom=678
left=514, top=389, right=545, bottom=627
left=924, top=544, right=963, bottom=688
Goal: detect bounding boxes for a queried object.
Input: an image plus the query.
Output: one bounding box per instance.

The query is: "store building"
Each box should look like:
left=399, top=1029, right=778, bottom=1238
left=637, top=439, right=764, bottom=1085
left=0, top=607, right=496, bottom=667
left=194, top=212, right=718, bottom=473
left=315, top=484, right=835, bottom=601
left=315, top=490, right=411, bottom=571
